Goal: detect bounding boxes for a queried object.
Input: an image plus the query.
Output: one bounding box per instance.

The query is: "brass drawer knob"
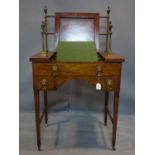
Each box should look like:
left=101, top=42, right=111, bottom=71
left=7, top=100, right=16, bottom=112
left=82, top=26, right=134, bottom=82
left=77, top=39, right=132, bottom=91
left=41, top=79, right=48, bottom=90
left=52, top=65, right=58, bottom=77
left=96, top=65, right=103, bottom=77
left=107, top=79, right=113, bottom=90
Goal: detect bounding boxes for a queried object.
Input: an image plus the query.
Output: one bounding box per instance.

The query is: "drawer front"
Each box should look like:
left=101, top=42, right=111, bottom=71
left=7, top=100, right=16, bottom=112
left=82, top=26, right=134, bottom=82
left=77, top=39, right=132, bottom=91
left=102, top=76, right=119, bottom=91
left=34, top=76, right=55, bottom=90
left=33, top=62, right=121, bottom=77
left=33, top=75, right=119, bottom=91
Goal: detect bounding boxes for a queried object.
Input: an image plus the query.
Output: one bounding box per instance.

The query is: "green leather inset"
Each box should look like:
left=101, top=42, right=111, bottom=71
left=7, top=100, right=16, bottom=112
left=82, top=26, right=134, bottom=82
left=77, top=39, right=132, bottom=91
left=56, top=41, right=98, bottom=62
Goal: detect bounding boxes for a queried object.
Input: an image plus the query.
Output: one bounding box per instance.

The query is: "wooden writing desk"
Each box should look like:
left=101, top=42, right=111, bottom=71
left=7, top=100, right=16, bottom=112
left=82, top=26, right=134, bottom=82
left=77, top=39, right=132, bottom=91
left=30, top=8, right=125, bottom=151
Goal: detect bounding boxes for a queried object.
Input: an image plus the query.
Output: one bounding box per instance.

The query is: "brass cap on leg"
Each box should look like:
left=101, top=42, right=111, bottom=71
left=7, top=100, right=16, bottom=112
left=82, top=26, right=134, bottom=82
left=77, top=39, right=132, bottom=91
left=40, top=51, right=48, bottom=57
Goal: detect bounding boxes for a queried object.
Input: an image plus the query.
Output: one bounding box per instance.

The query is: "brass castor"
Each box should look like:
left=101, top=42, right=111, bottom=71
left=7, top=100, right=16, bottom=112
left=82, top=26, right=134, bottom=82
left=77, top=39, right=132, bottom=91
left=112, top=147, right=116, bottom=151
left=37, top=143, right=41, bottom=151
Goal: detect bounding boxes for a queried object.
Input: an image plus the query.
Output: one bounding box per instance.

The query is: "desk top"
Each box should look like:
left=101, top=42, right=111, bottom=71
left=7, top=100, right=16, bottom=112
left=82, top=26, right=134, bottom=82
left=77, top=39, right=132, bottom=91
left=30, top=51, right=124, bottom=63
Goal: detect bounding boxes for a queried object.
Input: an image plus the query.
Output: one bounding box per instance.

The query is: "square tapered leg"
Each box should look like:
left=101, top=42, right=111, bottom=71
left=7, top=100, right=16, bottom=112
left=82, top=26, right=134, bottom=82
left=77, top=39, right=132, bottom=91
left=34, top=90, right=41, bottom=151
left=104, top=91, right=109, bottom=125
left=112, top=91, right=120, bottom=150
left=44, top=90, right=48, bottom=124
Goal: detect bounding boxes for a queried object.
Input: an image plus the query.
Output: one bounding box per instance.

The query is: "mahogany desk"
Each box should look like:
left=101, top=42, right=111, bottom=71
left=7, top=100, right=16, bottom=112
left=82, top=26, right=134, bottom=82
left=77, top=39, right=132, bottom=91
left=29, top=10, right=125, bottom=151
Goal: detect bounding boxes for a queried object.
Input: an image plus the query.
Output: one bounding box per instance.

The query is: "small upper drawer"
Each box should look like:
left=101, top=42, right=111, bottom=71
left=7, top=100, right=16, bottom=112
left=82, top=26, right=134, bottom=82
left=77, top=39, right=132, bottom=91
left=33, top=63, right=52, bottom=76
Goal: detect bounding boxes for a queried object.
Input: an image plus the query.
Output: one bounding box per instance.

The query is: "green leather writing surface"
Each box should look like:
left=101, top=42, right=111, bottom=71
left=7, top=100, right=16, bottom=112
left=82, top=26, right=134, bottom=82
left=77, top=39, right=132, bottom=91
left=56, top=41, right=98, bottom=62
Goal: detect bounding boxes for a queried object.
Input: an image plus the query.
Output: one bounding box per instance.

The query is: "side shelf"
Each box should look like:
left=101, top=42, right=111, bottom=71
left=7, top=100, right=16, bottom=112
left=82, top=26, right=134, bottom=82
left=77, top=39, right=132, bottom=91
left=99, top=52, right=125, bottom=63
left=29, top=52, right=55, bottom=63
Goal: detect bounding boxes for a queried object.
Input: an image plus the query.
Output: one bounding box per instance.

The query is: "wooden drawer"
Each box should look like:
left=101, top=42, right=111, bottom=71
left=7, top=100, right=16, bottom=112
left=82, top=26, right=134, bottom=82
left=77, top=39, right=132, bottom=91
left=33, top=75, right=119, bottom=91
left=33, top=62, right=121, bottom=77
left=34, top=76, right=55, bottom=90
left=102, top=76, right=119, bottom=91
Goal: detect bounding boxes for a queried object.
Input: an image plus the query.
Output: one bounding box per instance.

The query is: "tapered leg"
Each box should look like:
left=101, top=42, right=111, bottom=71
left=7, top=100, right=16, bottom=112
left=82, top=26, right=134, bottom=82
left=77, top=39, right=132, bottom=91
left=104, top=91, right=109, bottom=125
left=44, top=90, right=48, bottom=124
left=34, top=90, right=41, bottom=151
left=112, top=91, right=120, bottom=151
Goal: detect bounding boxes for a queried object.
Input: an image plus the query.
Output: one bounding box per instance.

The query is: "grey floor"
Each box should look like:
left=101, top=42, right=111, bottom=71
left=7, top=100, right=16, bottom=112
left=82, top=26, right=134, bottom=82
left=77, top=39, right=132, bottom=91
left=20, top=80, right=134, bottom=155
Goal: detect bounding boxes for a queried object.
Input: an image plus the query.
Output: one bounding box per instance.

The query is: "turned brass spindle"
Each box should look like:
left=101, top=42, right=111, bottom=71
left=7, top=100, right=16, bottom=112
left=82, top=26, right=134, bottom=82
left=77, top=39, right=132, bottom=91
left=105, top=6, right=110, bottom=52
left=107, top=20, right=113, bottom=55
left=41, top=21, right=45, bottom=51
left=40, top=20, right=47, bottom=56
left=44, top=5, right=48, bottom=53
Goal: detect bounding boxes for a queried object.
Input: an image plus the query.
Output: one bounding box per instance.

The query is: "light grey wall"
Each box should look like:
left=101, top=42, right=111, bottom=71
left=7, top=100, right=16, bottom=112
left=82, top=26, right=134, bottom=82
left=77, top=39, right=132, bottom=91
left=20, top=0, right=135, bottom=114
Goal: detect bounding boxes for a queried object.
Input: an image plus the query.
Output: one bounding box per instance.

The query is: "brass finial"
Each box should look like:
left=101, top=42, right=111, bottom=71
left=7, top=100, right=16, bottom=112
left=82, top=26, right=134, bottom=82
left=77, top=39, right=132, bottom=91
left=44, top=5, right=47, bottom=15
left=107, top=6, right=110, bottom=15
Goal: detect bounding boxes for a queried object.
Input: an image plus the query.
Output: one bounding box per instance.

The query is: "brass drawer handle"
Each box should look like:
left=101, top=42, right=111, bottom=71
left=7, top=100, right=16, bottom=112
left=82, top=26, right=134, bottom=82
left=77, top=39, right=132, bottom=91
left=107, top=79, right=113, bottom=90
left=41, top=79, right=48, bottom=90
left=96, top=65, right=103, bottom=77
left=51, top=65, right=58, bottom=77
